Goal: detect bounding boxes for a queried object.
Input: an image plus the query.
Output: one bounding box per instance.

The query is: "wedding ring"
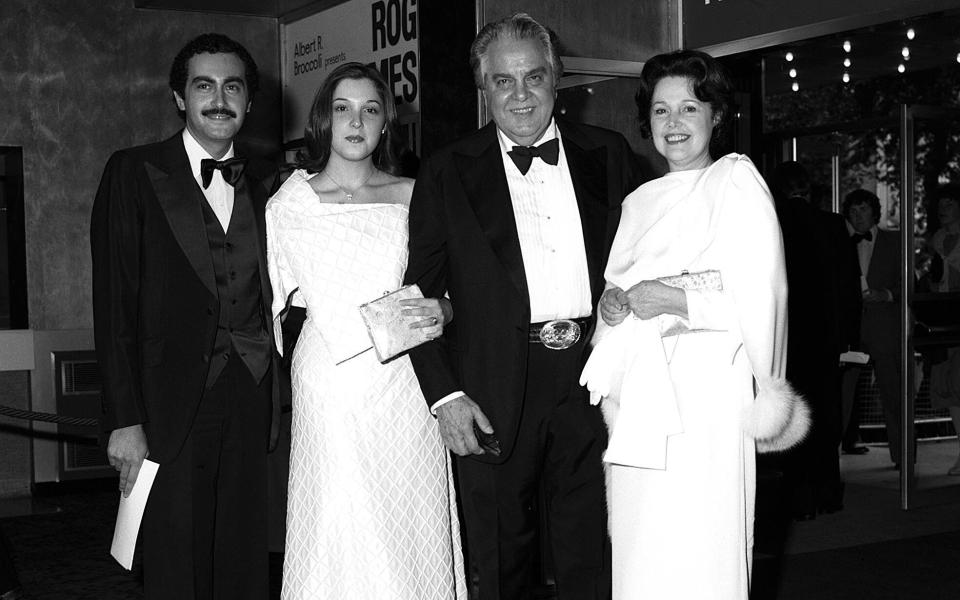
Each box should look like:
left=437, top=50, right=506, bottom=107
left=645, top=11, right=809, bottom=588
left=430, top=316, right=439, bottom=325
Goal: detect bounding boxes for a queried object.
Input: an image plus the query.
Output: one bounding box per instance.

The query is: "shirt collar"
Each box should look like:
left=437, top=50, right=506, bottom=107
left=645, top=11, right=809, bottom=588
left=846, top=221, right=878, bottom=239
left=496, top=119, right=558, bottom=153
left=181, top=129, right=234, bottom=180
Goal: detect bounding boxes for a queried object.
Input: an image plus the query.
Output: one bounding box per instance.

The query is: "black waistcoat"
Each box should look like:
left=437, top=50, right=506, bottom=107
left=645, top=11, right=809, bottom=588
left=200, top=192, right=271, bottom=389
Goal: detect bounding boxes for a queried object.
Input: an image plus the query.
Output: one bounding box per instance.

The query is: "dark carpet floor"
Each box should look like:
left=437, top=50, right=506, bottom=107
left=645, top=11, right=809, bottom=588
left=1, top=481, right=959, bottom=599
left=753, top=530, right=960, bottom=600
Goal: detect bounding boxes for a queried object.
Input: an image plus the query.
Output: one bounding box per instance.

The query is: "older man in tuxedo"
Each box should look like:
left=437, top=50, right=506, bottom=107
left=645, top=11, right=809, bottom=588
left=403, top=13, right=641, bottom=600
left=91, top=33, right=277, bottom=599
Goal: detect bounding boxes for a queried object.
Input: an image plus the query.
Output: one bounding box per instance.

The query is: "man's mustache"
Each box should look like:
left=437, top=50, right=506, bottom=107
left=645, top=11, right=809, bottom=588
left=201, top=107, right=238, bottom=118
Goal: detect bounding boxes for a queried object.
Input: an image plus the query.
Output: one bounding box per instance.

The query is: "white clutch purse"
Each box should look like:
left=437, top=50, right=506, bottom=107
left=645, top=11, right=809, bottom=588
left=358, top=284, right=432, bottom=363
left=656, top=269, right=722, bottom=291
left=655, top=269, right=723, bottom=337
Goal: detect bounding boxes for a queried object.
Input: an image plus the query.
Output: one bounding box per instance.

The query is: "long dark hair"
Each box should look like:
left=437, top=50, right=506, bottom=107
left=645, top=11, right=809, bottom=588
left=635, top=50, right=735, bottom=159
left=298, top=62, right=403, bottom=175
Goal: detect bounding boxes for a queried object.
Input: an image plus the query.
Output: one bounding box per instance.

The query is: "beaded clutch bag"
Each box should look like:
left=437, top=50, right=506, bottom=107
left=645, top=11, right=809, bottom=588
left=654, top=270, right=723, bottom=337
left=656, top=269, right=722, bottom=291
left=358, top=284, right=432, bottom=363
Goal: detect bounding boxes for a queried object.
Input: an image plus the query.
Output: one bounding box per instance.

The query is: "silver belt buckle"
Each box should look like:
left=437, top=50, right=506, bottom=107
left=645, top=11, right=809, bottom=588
left=539, top=319, right=581, bottom=350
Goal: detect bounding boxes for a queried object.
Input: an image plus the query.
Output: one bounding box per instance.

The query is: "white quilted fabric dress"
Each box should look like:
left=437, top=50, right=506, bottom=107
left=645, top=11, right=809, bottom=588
left=266, top=170, right=467, bottom=600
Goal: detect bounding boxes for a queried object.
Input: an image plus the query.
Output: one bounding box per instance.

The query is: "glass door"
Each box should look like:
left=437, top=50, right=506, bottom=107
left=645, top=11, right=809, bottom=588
left=768, top=107, right=960, bottom=509
left=900, top=105, right=960, bottom=509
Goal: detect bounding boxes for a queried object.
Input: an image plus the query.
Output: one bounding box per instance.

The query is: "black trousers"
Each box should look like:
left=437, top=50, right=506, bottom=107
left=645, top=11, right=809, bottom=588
left=142, top=352, right=271, bottom=600
left=456, top=337, right=610, bottom=600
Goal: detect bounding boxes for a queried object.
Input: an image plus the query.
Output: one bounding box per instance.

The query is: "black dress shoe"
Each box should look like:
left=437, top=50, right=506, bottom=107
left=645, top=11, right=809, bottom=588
left=842, top=445, right=869, bottom=455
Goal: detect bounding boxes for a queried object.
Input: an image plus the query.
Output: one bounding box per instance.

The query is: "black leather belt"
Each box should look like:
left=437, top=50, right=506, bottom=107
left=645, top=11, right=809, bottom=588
left=529, top=317, right=592, bottom=349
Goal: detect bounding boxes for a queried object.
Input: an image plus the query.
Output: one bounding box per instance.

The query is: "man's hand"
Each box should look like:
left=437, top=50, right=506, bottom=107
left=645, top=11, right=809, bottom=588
left=435, top=394, right=493, bottom=456
left=599, top=287, right=630, bottom=326
left=107, top=424, right=149, bottom=497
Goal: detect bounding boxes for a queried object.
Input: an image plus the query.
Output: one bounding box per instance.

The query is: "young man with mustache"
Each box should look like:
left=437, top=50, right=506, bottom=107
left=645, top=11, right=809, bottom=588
left=91, top=33, right=278, bottom=599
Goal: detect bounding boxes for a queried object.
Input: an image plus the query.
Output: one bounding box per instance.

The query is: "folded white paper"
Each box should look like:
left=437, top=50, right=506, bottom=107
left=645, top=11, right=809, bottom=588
left=840, top=350, right=870, bottom=365
left=110, top=459, right=159, bottom=570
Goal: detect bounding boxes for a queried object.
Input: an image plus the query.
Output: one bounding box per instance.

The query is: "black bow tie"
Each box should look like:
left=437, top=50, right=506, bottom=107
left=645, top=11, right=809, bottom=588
left=200, top=157, right=247, bottom=189
left=507, top=138, right=560, bottom=175
left=851, top=231, right=873, bottom=244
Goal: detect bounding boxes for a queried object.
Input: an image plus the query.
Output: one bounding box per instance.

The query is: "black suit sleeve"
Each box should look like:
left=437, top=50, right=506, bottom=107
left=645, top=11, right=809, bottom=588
left=403, top=155, right=462, bottom=407
left=91, top=151, right=148, bottom=433
left=834, top=216, right=862, bottom=348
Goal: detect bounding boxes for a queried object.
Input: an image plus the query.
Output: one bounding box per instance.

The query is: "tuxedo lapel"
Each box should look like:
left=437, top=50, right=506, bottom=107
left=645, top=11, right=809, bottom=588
left=236, top=170, right=272, bottom=317
left=455, top=125, right=529, bottom=302
left=147, top=136, right=217, bottom=297
left=560, top=123, right=610, bottom=301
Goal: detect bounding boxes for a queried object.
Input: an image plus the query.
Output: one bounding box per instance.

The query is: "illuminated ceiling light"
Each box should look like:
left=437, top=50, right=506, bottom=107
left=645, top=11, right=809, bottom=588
left=956, top=52, right=960, bottom=63
left=789, top=68, right=797, bottom=78
left=785, top=51, right=794, bottom=62
left=907, top=28, right=916, bottom=40
left=898, top=63, right=906, bottom=73
left=842, top=72, right=850, bottom=83
left=843, top=58, right=851, bottom=67
left=902, top=46, right=910, bottom=60
left=843, top=40, right=852, bottom=53
left=791, top=82, right=799, bottom=92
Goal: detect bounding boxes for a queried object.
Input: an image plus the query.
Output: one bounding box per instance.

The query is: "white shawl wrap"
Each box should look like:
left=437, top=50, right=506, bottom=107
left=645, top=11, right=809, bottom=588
left=581, top=154, right=805, bottom=469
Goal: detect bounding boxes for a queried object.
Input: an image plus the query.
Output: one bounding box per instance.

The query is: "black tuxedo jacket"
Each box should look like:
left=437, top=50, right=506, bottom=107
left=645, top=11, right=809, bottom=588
left=403, top=120, right=641, bottom=462
left=861, top=228, right=903, bottom=355
left=91, top=133, right=277, bottom=463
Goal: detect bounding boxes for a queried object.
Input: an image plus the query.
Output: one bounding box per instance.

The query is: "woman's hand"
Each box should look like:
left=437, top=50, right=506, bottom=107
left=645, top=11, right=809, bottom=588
left=401, top=297, right=450, bottom=339
left=622, top=280, right=687, bottom=320
left=600, top=287, right=631, bottom=326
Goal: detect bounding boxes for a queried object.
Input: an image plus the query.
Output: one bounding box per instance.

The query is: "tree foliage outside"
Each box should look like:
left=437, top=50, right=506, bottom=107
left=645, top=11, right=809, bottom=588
left=765, top=63, right=960, bottom=239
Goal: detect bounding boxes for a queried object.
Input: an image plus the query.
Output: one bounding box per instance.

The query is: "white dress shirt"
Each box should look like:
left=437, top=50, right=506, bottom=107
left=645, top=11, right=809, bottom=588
left=848, top=222, right=878, bottom=292
left=432, top=121, right=593, bottom=413
left=182, top=129, right=235, bottom=232
left=496, top=121, right=592, bottom=322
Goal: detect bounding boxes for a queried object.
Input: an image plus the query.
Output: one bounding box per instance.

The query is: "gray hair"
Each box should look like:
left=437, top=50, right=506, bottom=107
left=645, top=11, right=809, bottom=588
left=469, top=12, right=564, bottom=89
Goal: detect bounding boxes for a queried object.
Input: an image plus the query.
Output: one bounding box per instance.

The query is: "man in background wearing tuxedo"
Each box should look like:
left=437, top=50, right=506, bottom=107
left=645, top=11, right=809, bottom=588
left=842, top=189, right=905, bottom=468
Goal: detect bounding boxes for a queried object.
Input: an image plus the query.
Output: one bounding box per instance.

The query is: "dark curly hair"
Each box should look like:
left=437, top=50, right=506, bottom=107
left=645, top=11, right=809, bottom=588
left=297, top=62, right=403, bottom=176
left=635, top=50, right=735, bottom=158
left=168, top=33, right=260, bottom=116
left=842, top=189, right=882, bottom=223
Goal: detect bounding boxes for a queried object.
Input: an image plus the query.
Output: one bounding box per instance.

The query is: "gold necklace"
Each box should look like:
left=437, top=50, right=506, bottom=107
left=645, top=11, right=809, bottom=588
left=324, top=168, right=375, bottom=202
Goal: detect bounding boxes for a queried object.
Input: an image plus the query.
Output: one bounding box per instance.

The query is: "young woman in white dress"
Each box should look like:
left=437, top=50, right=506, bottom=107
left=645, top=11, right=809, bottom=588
left=580, top=50, right=809, bottom=599
left=266, top=62, right=466, bottom=600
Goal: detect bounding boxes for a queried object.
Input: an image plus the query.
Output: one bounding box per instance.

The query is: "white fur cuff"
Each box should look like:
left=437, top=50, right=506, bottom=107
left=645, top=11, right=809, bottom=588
left=742, top=378, right=810, bottom=453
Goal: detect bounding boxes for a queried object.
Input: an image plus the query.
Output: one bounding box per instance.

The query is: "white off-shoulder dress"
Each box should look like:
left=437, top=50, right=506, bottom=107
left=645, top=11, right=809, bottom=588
left=266, top=170, right=466, bottom=600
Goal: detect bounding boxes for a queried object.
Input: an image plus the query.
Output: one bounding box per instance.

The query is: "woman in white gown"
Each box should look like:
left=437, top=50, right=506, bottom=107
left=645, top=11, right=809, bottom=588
left=580, top=50, right=809, bottom=599
left=266, top=63, right=467, bottom=600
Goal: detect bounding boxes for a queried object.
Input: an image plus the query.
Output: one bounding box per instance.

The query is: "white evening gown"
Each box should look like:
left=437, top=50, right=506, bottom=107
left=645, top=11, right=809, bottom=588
left=587, top=155, right=788, bottom=600
left=266, top=170, right=467, bottom=600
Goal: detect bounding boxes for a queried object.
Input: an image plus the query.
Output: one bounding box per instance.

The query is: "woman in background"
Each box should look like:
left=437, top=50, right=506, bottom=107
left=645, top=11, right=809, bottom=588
left=581, top=50, right=807, bottom=599
left=266, top=63, right=466, bottom=599
left=929, top=187, right=960, bottom=475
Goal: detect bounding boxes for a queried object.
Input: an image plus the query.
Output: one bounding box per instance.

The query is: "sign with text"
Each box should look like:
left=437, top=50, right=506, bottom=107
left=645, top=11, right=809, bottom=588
left=282, top=0, right=420, bottom=154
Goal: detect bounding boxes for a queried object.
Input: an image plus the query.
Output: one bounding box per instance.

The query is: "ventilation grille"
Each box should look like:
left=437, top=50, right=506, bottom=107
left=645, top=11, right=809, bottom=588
left=53, top=351, right=111, bottom=478
left=61, top=360, right=102, bottom=395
